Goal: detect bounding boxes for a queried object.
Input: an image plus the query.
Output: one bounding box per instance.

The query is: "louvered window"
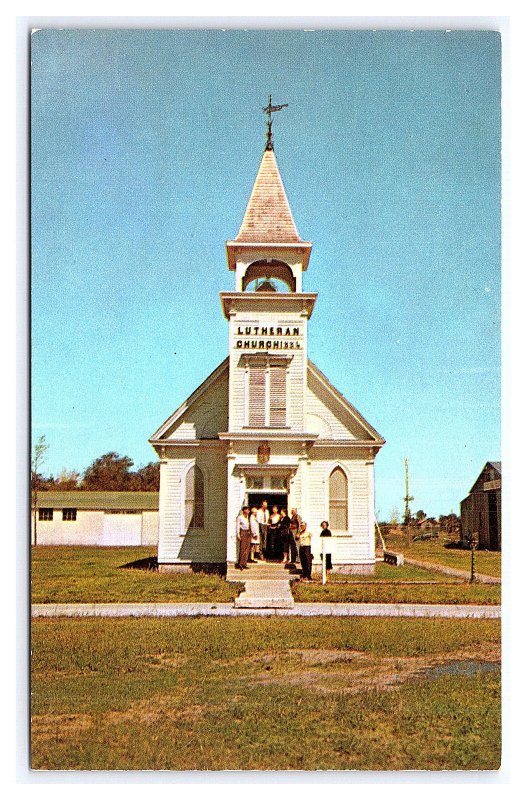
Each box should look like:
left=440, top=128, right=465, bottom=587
left=185, top=465, right=205, bottom=530
left=248, top=365, right=266, bottom=426
left=247, top=362, right=287, bottom=427
left=329, top=467, right=348, bottom=530
left=269, top=365, right=287, bottom=427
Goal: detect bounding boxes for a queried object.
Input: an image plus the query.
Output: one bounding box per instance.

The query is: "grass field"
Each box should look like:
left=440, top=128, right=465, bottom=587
left=31, top=547, right=501, bottom=605
left=292, top=580, right=501, bottom=605
left=31, top=547, right=236, bottom=604
left=385, top=534, right=502, bottom=578
left=322, top=562, right=457, bottom=582
left=31, top=616, right=501, bottom=771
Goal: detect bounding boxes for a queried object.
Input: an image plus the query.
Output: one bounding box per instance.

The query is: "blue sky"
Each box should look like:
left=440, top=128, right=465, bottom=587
left=31, top=28, right=500, bottom=519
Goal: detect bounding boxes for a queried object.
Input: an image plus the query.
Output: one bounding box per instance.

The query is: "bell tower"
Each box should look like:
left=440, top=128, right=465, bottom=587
left=220, top=143, right=317, bottom=434
left=219, top=106, right=318, bottom=564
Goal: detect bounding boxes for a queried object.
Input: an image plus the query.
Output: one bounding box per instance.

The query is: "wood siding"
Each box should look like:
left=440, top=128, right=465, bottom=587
left=157, top=448, right=228, bottom=564
left=305, top=457, right=374, bottom=564
left=460, top=463, right=501, bottom=551
left=163, top=371, right=229, bottom=440
left=35, top=510, right=159, bottom=546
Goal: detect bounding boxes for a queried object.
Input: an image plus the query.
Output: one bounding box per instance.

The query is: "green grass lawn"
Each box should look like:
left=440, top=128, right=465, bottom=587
left=324, top=562, right=460, bottom=582
left=31, top=546, right=236, bottom=604
left=31, top=547, right=501, bottom=605
left=385, top=535, right=502, bottom=578
left=293, top=579, right=501, bottom=605
left=31, top=616, right=501, bottom=771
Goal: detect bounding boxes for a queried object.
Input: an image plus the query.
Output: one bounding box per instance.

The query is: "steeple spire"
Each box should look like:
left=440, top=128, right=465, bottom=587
left=225, top=103, right=312, bottom=273
left=234, top=148, right=303, bottom=244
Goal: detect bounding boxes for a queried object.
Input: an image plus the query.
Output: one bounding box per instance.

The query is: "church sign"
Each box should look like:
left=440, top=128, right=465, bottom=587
left=235, top=325, right=303, bottom=350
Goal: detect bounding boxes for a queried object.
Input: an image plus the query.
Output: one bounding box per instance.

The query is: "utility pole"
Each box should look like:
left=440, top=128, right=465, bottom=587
left=403, top=458, right=414, bottom=526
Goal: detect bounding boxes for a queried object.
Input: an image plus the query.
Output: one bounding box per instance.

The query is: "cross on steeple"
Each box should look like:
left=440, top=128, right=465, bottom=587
left=262, top=94, right=288, bottom=151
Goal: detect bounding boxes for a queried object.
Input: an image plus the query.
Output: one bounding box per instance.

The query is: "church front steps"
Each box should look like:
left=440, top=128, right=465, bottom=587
left=234, top=578, right=295, bottom=609
left=227, top=561, right=299, bottom=608
left=226, top=561, right=301, bottom=583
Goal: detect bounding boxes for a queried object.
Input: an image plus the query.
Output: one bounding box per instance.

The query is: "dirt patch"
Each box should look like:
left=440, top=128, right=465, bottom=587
left=438, top=642, right=501, bottom=662
left=33, top=697, right=223, bottom=738
left=105, top=696, right=216, bottom=726
left=145, top=652, right=188, bottom=670
left=32, top=713, right=93, bottom=740
left=287, top=648, right=367, bottom=666
left=222, top=648, right=366, bottom=670
left=250, top=643, right=501, bottom=695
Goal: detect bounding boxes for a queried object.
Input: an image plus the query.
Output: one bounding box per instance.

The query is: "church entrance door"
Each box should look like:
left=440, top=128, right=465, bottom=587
left=247, top=492, right=289, bottom=562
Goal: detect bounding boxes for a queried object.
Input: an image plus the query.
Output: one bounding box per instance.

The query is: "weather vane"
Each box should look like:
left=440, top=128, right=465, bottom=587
left=262, top=94, right=288, bottom=150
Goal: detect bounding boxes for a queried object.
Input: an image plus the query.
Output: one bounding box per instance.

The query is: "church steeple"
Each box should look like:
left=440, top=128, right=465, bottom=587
left=226, top=148, right=312, bottom=280
left=235, top=149, right=304, bottom=245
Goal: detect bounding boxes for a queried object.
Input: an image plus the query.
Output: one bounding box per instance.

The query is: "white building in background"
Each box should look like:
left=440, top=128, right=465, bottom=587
left=34, top=492, right=159, bottom=546
left=150, top=139, right=384, bottom=574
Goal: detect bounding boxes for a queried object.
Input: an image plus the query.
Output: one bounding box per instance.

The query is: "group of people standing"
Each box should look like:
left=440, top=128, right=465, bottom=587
left=236, top=499, right=333, bottom=580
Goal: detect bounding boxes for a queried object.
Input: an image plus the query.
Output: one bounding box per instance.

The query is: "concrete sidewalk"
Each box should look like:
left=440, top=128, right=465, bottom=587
left=403, top=557, right=501, bottom=584
left=32, top=602, right=501, bottom=619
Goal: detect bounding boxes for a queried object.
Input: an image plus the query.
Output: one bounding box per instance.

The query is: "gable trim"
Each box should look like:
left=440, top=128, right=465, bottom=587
left=468, top=461, right=502, bottom=495
left=149, top=357, right=229, bottom=442
left=307, top=359, right=385, bottom=444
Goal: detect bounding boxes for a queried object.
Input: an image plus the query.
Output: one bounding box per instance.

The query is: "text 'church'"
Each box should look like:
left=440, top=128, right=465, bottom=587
left=149, top=127, right=385, bottom=574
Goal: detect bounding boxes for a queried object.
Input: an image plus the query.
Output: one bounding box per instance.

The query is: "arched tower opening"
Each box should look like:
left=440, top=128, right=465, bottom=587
left=242, top=259, right=296, bottom=292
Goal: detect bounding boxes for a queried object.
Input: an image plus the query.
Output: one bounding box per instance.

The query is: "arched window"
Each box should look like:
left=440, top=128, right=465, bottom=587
left=329, top=467, right=348, bottom=530
left=185, top=465, right=205, bottom=529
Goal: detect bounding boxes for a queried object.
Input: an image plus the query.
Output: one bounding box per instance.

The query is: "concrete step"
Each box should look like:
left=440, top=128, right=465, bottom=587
left=226, top=575, right=299, bottom=583
left=226, top=565, right=301, bottom=583
left=234, top=579, right=295, bottom=609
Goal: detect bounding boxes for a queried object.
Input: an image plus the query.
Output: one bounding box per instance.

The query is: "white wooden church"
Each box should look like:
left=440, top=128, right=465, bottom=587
left=150, top=130, right=384, bottom=574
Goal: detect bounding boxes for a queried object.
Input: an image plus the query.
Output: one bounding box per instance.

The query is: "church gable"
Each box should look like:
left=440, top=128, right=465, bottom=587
left=151, top=359, right=229, bottom=441
left=306, top=361, right=383, bottom=442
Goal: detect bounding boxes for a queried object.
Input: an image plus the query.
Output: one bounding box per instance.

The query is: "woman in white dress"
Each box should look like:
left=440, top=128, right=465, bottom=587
left=249, top=507, right=260, bottom=562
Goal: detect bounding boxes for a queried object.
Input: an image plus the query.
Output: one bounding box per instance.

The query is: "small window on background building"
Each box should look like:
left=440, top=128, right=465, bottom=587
left=62, top=508, right=77, bottom=521
left=185, top=465, right=205, bottom=529
left=329, top=467, right=348, bottom=530
left=39, top=508, right=53, bottom=521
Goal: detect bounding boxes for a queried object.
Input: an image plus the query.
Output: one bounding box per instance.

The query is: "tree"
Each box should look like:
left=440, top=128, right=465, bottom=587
left=389, top=507, right=400, bottom=526
left=32, top=472, right=56, bottom=490
left=31, top=435, right=49, bottom=545
left=131, top=462, right=160, bottom=491
left=56, top=469, right=81, bottom=490
left=81, top=452, right=134, bottom=491
left=415, top=509, right=426, bottom=522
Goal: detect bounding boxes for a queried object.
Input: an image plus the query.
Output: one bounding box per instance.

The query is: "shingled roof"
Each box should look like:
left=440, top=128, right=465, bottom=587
left=235, top=149, right=304, bottom=244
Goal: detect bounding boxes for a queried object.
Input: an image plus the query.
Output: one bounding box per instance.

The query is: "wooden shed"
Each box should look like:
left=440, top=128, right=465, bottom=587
left=34, top=491, right=159, bottom=546
left=460, top=462, right=501, bottom=551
